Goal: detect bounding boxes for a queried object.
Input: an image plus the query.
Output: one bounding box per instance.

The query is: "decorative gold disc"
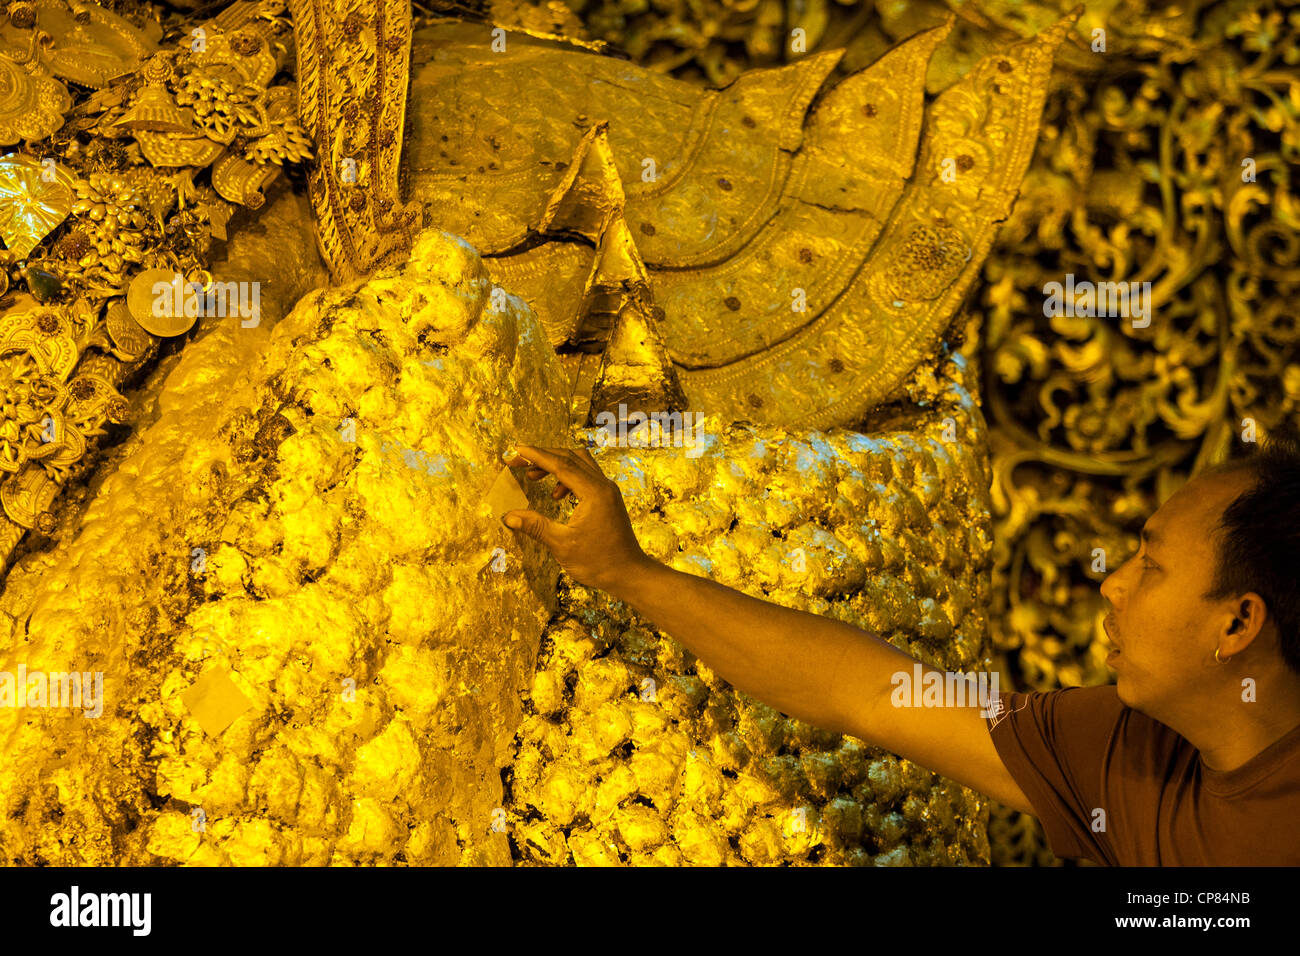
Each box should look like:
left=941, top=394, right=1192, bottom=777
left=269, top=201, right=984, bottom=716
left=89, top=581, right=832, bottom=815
left=105, top=297, right=154, bottom=360
left=126, top=268, right=199, bottom=337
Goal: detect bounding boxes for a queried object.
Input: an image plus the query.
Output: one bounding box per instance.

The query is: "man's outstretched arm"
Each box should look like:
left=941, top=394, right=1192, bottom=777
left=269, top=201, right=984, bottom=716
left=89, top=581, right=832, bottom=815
left=502, top=443, right=1036, bottom=816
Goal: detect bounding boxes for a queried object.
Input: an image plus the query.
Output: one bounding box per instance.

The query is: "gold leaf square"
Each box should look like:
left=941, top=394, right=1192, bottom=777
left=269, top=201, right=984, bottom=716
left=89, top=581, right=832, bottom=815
left=181, top=667, right=254, bottom=736
left=481, top=465, right=529, bottom=520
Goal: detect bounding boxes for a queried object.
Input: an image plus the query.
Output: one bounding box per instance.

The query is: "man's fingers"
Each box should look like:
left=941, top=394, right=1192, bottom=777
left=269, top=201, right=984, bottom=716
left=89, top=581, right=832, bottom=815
left=505, top=444, right=603, bottom=498
left=502, top=508, right=564, bottom=547
left=501, top=449, right=535, bottom=468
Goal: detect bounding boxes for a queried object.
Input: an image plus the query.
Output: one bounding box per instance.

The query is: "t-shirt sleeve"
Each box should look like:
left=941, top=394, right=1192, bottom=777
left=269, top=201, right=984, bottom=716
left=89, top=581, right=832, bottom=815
left=984, top=685, right=1126, bottom=864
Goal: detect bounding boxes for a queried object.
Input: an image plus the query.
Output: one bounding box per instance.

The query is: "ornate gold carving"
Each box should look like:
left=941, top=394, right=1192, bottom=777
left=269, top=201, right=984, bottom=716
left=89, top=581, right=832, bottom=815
left=680, top=14, right=1077, bottom=429
left=0, top=0, right=155, bottom=91
left=0, top=1, right=309, bottom=572
left=0, top=32, right=74, bottom=144
left=622, top=51, right=843, bottom=267
left=0, top=298, right=125, bottom=532
left=655, top=20, right=950, bottom=368
left=288, top=0, right=418, bottom=280
left=485, top=242, right=592, bottom=348
left=408, top=22, right=843, bottom=264
left=407, top=12, right=1073, bottom=428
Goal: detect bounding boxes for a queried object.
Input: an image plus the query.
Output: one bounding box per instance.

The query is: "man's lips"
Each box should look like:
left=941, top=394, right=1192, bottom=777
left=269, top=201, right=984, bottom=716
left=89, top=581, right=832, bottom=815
left=1104, top=614, right=1120, bottom=651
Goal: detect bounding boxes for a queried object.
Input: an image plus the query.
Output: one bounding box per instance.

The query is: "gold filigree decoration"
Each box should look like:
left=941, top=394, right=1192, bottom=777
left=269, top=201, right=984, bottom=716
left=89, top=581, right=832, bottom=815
left=0, top=0, right=155, bottom=91
left=287, top=0, right=417, bottom=280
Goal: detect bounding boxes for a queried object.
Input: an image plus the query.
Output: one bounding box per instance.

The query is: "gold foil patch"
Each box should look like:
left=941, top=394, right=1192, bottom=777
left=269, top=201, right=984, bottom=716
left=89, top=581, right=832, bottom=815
left=181, top=667, right=254, bottom=737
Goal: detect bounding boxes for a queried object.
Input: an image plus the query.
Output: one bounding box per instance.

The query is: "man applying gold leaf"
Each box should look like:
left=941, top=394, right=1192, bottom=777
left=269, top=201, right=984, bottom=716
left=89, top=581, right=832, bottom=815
left=502, top=428, right=1300, bottom=867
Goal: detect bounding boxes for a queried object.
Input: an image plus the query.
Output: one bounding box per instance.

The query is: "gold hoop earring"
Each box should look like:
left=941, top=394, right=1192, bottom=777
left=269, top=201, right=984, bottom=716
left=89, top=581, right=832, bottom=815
left=1214, top=647, right=1227, bottom=664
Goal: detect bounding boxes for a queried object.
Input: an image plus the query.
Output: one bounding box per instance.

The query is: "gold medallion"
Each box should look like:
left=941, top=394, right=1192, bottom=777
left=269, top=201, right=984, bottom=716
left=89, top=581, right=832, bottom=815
left=105, top=297, right=153, bottom=360
left=126, top=268, right=199, bottom=337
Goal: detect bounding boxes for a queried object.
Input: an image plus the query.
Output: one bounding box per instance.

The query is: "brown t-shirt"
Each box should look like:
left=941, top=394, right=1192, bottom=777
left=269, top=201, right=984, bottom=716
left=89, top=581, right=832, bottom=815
left=985, top=684, right=1300, bottom=865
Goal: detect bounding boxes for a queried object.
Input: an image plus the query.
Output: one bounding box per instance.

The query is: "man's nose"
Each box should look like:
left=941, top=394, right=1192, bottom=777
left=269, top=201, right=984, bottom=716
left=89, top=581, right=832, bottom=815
left=1100, top=567, right=1121, bottom=608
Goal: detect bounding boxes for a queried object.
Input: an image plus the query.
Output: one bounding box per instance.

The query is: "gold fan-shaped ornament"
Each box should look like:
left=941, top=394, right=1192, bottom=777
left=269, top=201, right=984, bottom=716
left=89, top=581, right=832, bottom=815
left=114, top=81, right=196, bottom=134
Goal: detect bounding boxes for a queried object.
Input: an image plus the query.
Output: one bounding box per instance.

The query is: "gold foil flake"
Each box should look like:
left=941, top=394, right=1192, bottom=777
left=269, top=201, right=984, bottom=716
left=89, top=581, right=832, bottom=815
left=181, top=667, right=255, bottom=736
left=481, top=464, right=529, bottom=520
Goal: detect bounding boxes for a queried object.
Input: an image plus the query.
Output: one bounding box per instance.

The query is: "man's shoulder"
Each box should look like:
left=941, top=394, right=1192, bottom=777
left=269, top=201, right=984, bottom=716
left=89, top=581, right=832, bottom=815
left=989, top=683, right=1188, bottom=758
left=989, top=683, right=1192, bottom=771
left=987, top=683, right=1123, bottom=731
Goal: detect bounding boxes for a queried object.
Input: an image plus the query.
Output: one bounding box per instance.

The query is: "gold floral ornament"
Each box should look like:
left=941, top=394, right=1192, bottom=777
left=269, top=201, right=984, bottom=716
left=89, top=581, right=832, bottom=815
left=243, top=86, right=312, bottom=165
left=0, top=301, right=80, bottom=381
left=0, top=305, right=85, bottom=478
left=127, top=39, right=263, bottom=170
left=211, top=86, right=311, bottom=209
left=0, top=465, right=60, bottom=532
left=61, top=171, right=148, bottom=294
left=62, top=371, right=129, bottom=433
left=174, top=70, right=266, bottom=145
left=0, top=152, right=76, bottom=260
left=0, top=30, right=73, bottom=144
left=882, top=222, right=972, bottom=302
left=186, top=28, right=277, bottom=90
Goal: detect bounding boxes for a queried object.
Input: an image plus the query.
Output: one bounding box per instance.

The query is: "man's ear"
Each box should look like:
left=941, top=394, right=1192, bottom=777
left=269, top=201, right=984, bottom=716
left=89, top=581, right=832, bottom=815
left=1224, top=593, right=1269, bottom=654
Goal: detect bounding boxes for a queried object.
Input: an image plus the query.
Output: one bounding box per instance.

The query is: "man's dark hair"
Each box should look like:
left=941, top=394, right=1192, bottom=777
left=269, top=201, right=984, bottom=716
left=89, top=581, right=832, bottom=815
left=1203, top=423, right=1300, bottom=675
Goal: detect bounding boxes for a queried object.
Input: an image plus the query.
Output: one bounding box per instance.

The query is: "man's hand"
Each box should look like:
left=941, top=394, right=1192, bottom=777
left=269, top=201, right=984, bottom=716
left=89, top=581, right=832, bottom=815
left=500, top=443, right=653, bottom=592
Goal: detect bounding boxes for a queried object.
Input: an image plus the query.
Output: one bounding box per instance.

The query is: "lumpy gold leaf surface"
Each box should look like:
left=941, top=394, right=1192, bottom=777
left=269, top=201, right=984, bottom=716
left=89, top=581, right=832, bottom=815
left=504, top=351, right=994, bottom=865
left=0, top=228, right=569, bottom=865
left=0, top=219, right=993, bottom=866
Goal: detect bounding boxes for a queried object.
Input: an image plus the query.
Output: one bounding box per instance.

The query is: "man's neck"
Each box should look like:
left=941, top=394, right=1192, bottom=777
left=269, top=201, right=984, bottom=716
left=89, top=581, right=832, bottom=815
left=1171, top=680, right=1300, bottom=771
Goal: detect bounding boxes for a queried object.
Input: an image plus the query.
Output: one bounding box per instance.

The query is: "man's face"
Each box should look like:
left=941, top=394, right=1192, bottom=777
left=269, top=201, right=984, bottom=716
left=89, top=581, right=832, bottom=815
left=1098, top=468, right=1255, bottom=714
